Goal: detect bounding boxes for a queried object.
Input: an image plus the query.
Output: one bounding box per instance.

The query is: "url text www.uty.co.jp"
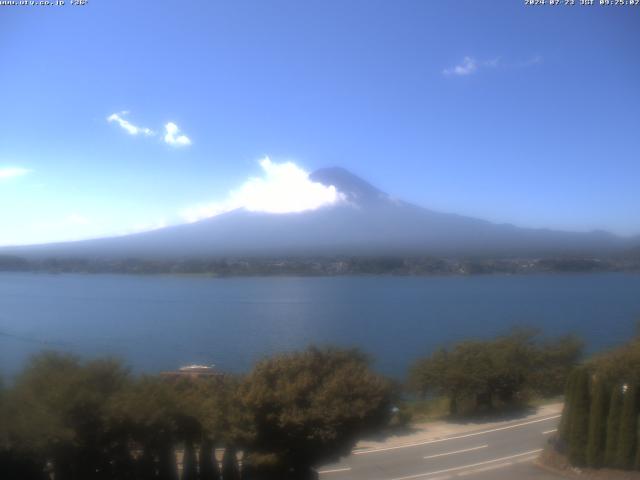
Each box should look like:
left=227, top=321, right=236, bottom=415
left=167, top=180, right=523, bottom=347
left=0, top=0, right=87, bottom=6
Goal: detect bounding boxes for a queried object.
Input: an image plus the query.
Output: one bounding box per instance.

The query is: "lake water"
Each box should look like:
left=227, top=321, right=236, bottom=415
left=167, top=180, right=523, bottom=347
left=1, top=273, right=639, bottom=379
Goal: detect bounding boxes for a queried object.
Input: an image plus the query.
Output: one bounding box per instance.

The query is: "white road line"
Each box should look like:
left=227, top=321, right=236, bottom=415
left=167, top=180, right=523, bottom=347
left=448, top=456, right=538, bottom=478
left=388, top=449, right=543, bottom=480
left=318, top=467, right=352, bottom=475
left=457, top=461, right=512, bottom=476
left=542, top=429, right=557, bottom=435
left=354, top=415, right=560, bottom=455
left=514, top=455, right=539, bottom=463
left=423, top=445, right=488, bottom=460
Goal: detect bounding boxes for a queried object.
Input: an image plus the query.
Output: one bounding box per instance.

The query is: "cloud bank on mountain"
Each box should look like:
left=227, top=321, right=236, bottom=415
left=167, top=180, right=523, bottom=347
left=181, top=158, right=345, bottom=223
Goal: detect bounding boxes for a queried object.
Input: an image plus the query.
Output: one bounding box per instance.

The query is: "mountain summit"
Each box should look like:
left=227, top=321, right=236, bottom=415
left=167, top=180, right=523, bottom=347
left=2, top=167, right=636, bottom=259
left=310, top=167, right=388, bottom=207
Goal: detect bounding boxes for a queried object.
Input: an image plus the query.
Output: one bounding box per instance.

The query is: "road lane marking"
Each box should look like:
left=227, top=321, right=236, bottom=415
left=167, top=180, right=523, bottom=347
left=423, top=445, right=488, bottom=459
left=388, top=449, right=543, bottom=480
left=318, top=467, right=352, bottom=475
left=458, top=456, right=537, bottom=477
left=542, top=429, right=557, bottom=435
left=354, top=415, right=560, bottom=455
left=457, top=461, right=512, bottom=476
left=514, top=455, right=539, bottom=463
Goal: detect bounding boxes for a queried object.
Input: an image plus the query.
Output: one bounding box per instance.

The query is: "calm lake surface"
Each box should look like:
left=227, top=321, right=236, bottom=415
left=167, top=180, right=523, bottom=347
left=1, top=273, right=639, bottom=379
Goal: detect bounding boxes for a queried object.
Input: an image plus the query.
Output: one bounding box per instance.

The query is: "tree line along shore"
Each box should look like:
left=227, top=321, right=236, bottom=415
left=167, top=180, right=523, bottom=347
left=0, top=328, right=585, bottom=480
left=1, top=254, right=639, bottom=276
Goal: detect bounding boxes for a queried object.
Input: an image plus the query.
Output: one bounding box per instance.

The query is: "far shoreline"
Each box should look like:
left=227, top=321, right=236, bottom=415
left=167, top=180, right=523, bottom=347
left=1, top=254, right=639, bottom=277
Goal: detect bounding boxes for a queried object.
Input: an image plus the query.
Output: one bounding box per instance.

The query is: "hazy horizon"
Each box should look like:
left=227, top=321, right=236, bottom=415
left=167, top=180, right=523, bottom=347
left=1, top=163, right=639, bottom=250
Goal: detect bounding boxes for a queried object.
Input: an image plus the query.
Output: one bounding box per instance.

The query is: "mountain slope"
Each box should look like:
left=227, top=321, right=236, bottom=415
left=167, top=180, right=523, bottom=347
left=2, top=167, right=636, bottom=259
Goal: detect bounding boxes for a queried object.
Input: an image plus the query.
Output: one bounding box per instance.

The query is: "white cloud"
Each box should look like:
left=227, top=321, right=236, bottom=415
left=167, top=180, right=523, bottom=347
left=107, top=112, right=193, bottom=147
left=443, top=55, right=542, bottom=77
left=128, top=218, right=168, bottom=234
left=443, top=57, right=478, bottom=76
left=0, top=167, right=31, bottom=180
left=181, top=203, right=231, bottom=223
left=517, top=54, right=543, bottom=68
left=181, top=157, right=345, bottom=223
left=66, top=213, right=90, bottom=225
left=163, top=122, right=191, bottom=146
left=107, top=111, right=155, bottom=136
left=484, top=57, right=501, bottom=68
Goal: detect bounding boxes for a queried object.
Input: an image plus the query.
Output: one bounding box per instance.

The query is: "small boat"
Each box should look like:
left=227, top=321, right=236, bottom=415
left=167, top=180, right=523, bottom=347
left=160, top=364, right=223, bottom=379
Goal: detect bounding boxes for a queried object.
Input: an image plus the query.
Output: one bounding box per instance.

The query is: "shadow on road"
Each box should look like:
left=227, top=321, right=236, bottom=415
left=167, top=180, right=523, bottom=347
left=444, top=404, right=537, bottom=425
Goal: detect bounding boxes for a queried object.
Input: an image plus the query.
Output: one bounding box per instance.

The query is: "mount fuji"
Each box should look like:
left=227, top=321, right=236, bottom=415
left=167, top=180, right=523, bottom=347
left=2, top=167, right=637, bottom=259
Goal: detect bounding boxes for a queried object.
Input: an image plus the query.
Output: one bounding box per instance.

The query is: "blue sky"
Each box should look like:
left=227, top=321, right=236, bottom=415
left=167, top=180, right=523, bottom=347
left=1, top=0, right=638, bottom=246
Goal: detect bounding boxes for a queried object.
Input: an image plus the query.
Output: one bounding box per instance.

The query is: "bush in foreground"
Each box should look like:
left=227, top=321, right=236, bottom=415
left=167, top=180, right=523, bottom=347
left=0, top=347, right=392, bottom=480
left=238, top=347, right=393, bottom=479
left=409, top=330, right=582, bottom=416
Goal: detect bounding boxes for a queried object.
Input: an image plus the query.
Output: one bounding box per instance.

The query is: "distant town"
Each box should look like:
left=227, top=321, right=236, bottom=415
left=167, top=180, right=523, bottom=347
left=1, top=254, right=639, bottom=276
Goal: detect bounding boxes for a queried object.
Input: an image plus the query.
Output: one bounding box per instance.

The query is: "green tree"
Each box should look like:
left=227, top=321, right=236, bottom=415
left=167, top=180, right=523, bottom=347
left=616, top=383, right=638, bottom=469
left=635, top=416, right=640, bottom=471
left=182, top=375, right=247, bottom=480
left=558, top=369, right=578, bottom=444
left=108, top=376, right=183, bottom=480
left=409, top=348, right=459, bottom=412
left=604, top=385, right=623, bottom=467
left=410, top=341, right=501, bottom=414
left=531, top=335, right=583, bottom=398
left=586, top=376, right=609, bottom=468
left=239, top=347, right=393, bottom=479
left=592, top=338, right=640, bottom=387
left=191, top=376, right=249, bottom=448
left=410, top=330, right=578, bottom=416
left=568, top=368, right=590, bottom=467
left=1, top=374, right=47, bottom=480
left=6, top=352, right=130, bottom=480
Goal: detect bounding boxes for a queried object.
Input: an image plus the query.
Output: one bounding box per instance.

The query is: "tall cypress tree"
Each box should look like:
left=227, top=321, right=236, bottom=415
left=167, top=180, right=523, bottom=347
left=586, top=377, right=609, bottom=468
left=559, top=369, right=578, bottom=444
left=635, top=414, right=640, bottom=471
left=605, top=385, right=624, bottom=467
left=616, top=383, right=638, bottom=469
left=568, top=368, right=590, bottom=467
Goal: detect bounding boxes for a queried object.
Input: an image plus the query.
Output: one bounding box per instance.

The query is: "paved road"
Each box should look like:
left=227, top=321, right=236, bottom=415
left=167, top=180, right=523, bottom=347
left=317, top=414, right=563, bottom=480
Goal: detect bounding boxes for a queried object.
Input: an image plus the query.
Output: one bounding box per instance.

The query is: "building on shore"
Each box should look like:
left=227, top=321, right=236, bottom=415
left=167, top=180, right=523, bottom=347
left=160, top=364, right=224, bottom=380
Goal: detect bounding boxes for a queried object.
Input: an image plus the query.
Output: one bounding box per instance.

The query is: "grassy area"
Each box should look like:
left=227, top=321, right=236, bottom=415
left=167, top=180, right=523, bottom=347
left=528, top=395, right=564, bottom=408
left=401, top=396, right=451, bottom=423
left=399, top=394, right=564, bottom=424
